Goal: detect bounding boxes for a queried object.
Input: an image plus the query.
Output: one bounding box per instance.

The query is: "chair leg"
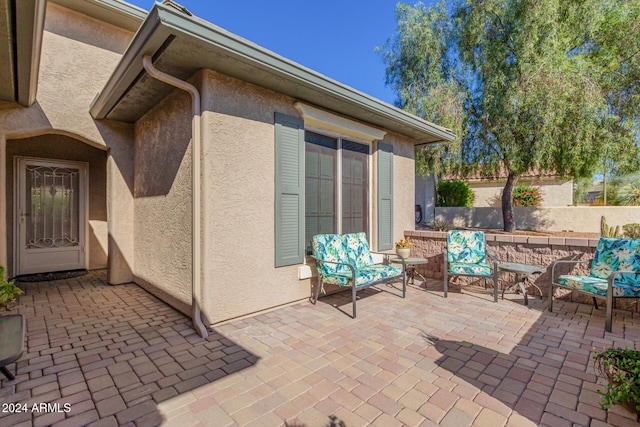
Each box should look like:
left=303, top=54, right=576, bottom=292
left=313, top=276, right=322, bottom=304
left=592, top=297, right=599, bottom=310
left=402, top=271, right=406, bottom=298
left=444, top=271, right=448, bottom=298
left=548, top=284, right=554, bottom=313
left=443, top=253, right=448, bottom=298
left=605, top=292, right=613, bottom=333
left=352, top=285, right=357, bottom=319
left=492, top=271, right=498, bottom=302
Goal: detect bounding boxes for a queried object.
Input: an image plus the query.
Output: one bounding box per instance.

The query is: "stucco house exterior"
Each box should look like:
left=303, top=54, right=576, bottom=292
left=1, top=0, right=454, bottom=336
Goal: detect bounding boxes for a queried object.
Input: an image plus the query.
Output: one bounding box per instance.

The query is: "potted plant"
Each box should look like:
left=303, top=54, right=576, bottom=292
left=395, top=236, right=411, bottom=259
left=0, top=266, right=23, bottom=311
left=594, top=347, right=640, bottom=420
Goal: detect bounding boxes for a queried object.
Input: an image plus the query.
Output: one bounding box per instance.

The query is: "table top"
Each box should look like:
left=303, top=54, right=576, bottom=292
left=390, top=257, right=429, bottom=265
left=498, top=262, right=545, bottom=274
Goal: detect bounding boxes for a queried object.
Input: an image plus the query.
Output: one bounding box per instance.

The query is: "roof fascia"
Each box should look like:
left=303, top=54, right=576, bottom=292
left=89, top=6, right=170, bottom=118
left=0, top=0, right=15, bottom=102
left=16, top=0, right=46, bottom=106
left=92, top=2, right=456, bottom=143
left=50, top=0, right=146, bottom=31
left=158, top=5, right=456, bottom=142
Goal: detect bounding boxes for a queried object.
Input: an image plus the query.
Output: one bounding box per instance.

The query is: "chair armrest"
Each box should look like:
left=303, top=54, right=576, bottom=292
left=607, top=270, right=639, bottom=287
left=550, top=259, right=591, bottom=284
left=486, top=249, right=498, bottom=269
left=369, top=250, right=406, bottom=266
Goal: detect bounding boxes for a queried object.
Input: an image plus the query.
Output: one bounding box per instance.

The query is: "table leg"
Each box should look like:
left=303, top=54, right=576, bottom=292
left=501, top=274, right=529, bottom=305
left=517, top=276, right=529, bottom=306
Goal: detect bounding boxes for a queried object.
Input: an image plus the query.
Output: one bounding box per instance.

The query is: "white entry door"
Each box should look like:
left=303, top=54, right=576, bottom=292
left=16, top=158, right=87, bottom=275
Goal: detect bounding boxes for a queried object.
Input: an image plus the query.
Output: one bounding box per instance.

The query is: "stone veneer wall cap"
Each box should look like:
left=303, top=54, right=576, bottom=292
left=494, top=235, right=514, bottom=243
left=527, top=236, right=549, bottom=244
left=566, top=238, right=590, bottom=247
left=589, top=239, right=601, bottom=247
left=513, top=236, right=529, bottom=243
left=548, top=237, right=566, bottom=245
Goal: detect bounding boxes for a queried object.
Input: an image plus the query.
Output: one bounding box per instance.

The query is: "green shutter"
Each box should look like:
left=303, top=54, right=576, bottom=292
left=377, top=142, right=394, bottom=250
left=275, top=112, right=305, bottom=267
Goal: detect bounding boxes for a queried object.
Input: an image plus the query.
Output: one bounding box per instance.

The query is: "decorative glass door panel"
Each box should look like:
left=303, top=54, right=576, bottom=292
left=17, top=158, right=87, bottom=275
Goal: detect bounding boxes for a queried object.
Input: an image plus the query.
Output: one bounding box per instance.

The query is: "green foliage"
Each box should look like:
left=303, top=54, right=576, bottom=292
left=623, top=224, right=640, bottom=240
left=573, top=177, right=593, bottom=205
left=512, top=184, right=543, bottom=207
left=601, top=216, right=622, bottom=238
left=0, top=266, right=22, bottom=310
left=437, top=180, right=474, bottom=207
left=594, top=348, right=640, bottom=416
left=595, top=174, right=640, bottom=206
left=618, top=179, right=640, bottom=206
left=379, top=0, right=640, bottom=230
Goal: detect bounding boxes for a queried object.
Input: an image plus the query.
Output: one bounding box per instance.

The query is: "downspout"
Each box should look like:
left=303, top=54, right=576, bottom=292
left=142, top=55, right=208, bottom=339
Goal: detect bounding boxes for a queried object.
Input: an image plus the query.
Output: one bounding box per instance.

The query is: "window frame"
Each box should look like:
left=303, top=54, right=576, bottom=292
left=304, top=125, right=373, bottom=239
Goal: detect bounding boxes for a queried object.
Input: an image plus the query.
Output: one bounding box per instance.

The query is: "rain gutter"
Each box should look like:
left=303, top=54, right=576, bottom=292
left=141, top=54, right=208, bottom=339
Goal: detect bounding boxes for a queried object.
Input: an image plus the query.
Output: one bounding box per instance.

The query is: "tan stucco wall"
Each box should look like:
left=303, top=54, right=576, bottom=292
left=435, top=206, right=640, bottom=233
left=386, top=132, right=416, bottom=246
left=471, top=178, right=574, bottom=207
left=199, top=70, right=302, bottom=324
left=194, top=70, right=419, bottom=324
left=0, top=3, right=135, bottom=280
left=132, top=81, right=195, bottom=313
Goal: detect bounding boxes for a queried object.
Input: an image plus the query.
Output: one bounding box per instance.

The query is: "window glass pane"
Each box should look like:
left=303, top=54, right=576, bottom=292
left=305, top=132, right=337, bottom=251
left=342, top=140, right=369, bottom=234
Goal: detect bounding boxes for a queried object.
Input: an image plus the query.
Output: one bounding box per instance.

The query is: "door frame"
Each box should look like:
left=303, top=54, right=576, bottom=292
left=13, top=156, right=90, bottom=276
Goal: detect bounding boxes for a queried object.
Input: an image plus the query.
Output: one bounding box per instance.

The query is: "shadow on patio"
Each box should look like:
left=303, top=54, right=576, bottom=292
left=0, top=270, right=258, bottom=426
left=2, top=271, right=640, bottom=426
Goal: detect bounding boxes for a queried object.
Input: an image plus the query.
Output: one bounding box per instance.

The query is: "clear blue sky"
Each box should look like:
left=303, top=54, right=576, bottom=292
left=125, top=0, right=402, bottom=105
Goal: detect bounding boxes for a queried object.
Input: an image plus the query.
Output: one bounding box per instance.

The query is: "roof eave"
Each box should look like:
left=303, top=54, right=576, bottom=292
left=0, top=0, right=45, bottom=106
left=50, top=0, right=146, bottom=32
left=16, top=0, right=46, bottom=106
left=91, top=2, right=456, bottom=143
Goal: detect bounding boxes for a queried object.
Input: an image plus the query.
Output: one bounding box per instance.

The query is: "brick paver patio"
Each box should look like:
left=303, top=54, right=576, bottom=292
left=1, top=270, right=639, bottom=426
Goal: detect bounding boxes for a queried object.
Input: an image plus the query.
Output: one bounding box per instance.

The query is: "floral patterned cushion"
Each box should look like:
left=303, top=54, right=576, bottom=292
left=344, top=232, right=374, bottom=268
left=447, top=231, right=486, bottom=264
left=322, top=265, right=402, bottom=287
left=448, top=262, right=492, bottom=276
left=312, top=234, right=349, bottom=277
left=313, top=233, right=402, bottom=288
left=558, top=275, right=640, bottom=298
left=589, top=238, right=640, bottom=286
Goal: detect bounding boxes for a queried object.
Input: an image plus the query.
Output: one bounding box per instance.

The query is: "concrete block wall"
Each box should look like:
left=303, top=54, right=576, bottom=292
left=402, top=230, right=638, bottom=312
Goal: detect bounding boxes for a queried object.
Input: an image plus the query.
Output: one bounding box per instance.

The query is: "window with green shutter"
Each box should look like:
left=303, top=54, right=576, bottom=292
left=275, top=110, right=392, bottom=264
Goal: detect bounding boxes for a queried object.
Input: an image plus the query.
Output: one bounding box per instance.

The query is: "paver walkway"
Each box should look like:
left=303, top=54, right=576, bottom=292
left=1, top=270, right=639, bottom=426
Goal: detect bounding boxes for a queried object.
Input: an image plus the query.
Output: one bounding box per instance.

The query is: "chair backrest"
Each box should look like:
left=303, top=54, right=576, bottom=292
left=344, top=232, right=374, bottom=268
left=312, top=234, right=349, bottom=276
left=590, top=238, right=640, bottom=285
left=447, top=230, right=486, bottom=264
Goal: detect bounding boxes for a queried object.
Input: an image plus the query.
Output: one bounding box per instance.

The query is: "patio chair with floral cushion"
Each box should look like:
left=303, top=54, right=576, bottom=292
left=311, top=232, right=406, bottom=318
left=550, top=237, right=640, bottom=332
left=444, top=230, right=499, bottom=302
